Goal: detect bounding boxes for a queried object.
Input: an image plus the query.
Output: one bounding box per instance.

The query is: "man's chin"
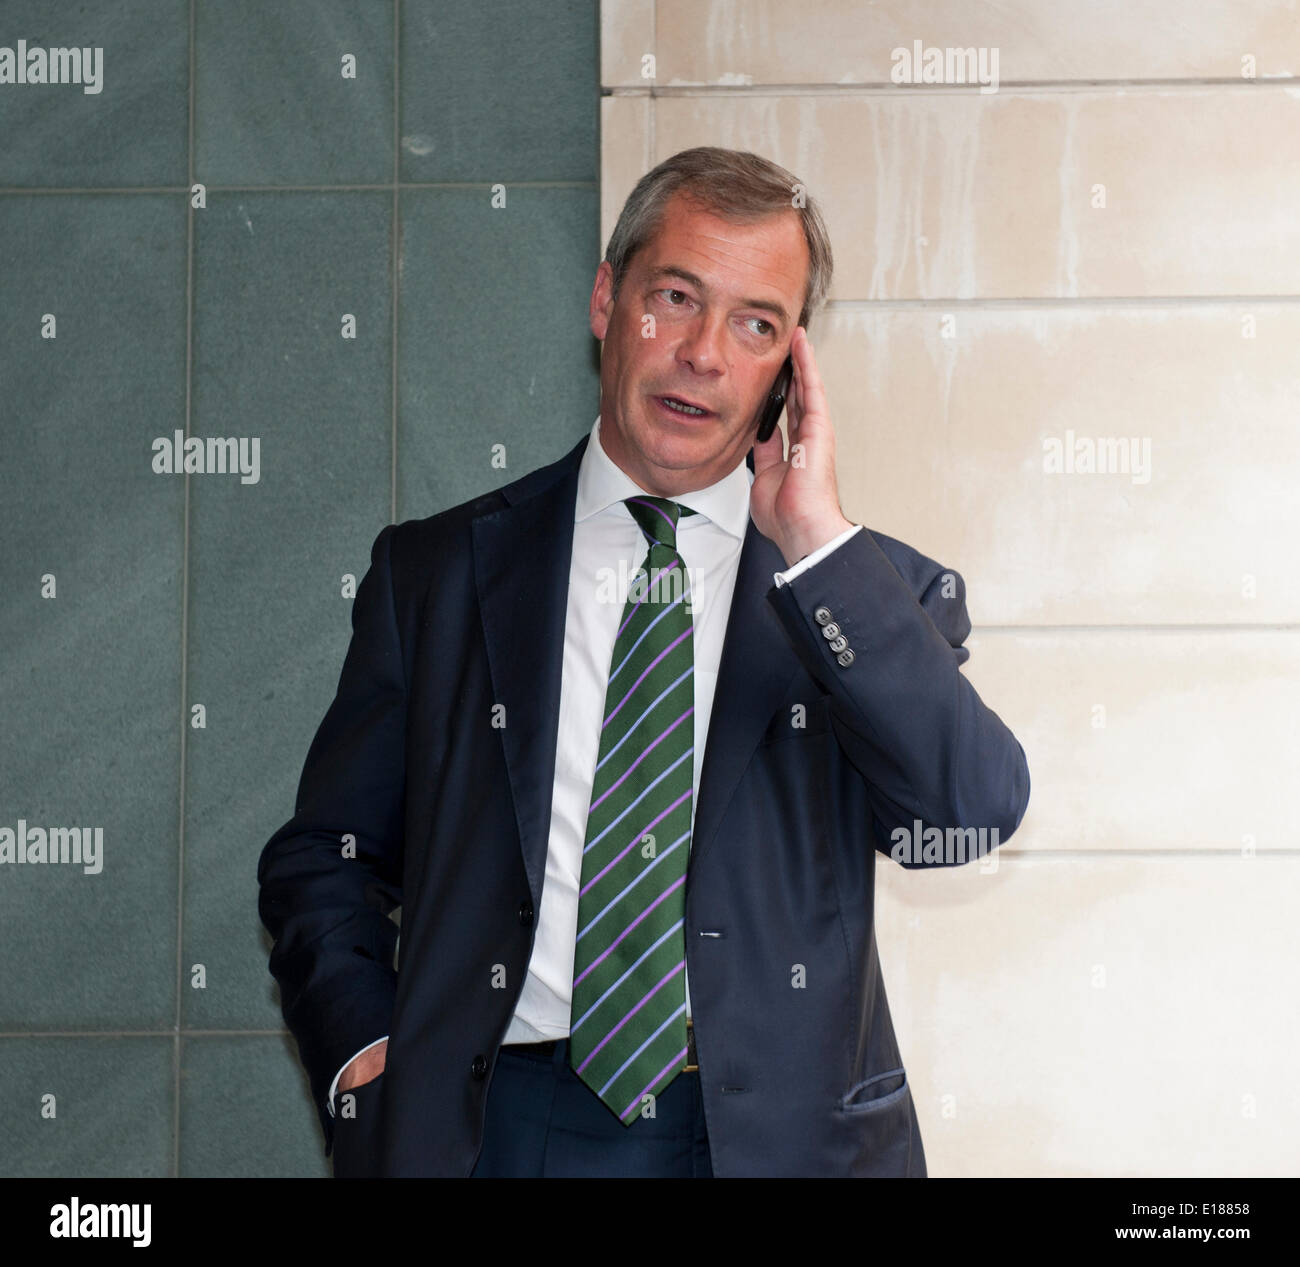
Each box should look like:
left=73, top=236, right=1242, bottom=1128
left=640, top=431, right=721, bottom=468
left=642, top=432, right=751, bottom=484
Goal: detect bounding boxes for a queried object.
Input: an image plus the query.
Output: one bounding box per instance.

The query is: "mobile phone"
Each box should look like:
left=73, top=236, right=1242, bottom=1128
left=755, top=355, right=794, bottom=443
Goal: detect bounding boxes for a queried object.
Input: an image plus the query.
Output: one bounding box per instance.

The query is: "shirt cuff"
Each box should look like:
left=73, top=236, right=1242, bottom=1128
left=328, top=1035, right=389, bottom=1117
left=773, top=524, right=863, bottom=588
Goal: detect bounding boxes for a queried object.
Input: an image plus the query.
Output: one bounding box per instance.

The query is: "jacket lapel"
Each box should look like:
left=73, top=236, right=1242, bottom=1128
left=470, top=438, right=584, bottom=906
left=690, top=513, right=799, bottom=870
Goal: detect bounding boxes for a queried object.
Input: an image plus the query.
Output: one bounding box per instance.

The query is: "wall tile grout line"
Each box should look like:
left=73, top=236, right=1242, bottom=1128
left=0, top=1030, right=298, bottom=1039
left=606, top=77, right=1300, bottom=97
left=0, top=186, right=195, bottom=194
left=0, top=181, right=598, bottom=195
left=649, top=0, right=656, bottom=165
left=392, top=0, right=401, bottom=524
left=968, top=625, right=1300, bottom=635
left=173, top=0, right=197, bottom=1182
left=824, top=296, right=1300, bottom=309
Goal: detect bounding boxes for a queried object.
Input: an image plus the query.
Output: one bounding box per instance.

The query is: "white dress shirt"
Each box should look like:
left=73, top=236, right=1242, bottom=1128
left=329, top=415, right=861, bottom=1114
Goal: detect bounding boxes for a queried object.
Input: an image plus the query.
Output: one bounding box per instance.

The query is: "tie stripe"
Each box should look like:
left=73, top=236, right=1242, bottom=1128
left=569, top=495, right=698, bottom=1124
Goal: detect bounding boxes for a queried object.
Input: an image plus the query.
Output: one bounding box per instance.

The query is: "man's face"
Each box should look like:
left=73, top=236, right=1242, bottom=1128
left=589, top=192, right=809, bottom=497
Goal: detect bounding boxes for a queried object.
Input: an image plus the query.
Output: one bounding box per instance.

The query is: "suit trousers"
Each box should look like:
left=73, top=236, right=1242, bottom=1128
left=470, top=1037, right=713, bottom=1178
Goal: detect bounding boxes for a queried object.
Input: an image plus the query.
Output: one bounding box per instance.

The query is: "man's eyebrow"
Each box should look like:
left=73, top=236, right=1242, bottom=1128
left=645, top=265, right=790, bottom=327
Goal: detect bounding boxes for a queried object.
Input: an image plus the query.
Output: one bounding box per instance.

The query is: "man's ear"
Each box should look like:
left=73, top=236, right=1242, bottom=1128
left=589, top=261, right=616, bottom=341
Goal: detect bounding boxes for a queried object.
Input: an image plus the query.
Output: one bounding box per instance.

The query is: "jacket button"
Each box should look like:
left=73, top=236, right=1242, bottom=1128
left=813, top=606, right=834, bottom=626
left=518, top=900, right=534, bottom=926
left=821, top=622, right=840, bottom=639
left=471, top=1054, right=489, bottom=1079
left=829, top=635, right=847, bottom=653
left=837, top=648, right=856, bottom=667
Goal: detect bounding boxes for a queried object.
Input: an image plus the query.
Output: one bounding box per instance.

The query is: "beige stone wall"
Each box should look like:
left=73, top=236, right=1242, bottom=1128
left=600, top=1, right=1300, bottom=1177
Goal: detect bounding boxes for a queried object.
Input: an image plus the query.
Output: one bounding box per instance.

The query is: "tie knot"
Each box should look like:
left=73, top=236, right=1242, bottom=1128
left=624, top=495, right=696, bottom=550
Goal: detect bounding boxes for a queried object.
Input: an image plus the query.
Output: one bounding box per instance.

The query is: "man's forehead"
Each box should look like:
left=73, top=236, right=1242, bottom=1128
left=637, top=203, right=807, bottom=311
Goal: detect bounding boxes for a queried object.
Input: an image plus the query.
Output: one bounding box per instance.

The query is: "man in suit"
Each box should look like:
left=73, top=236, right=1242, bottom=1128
left=257, top=146, right=1030, bottom=1177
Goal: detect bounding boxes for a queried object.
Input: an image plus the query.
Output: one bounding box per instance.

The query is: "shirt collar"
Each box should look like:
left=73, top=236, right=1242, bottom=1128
left=574, top=414, right=753, bottom=541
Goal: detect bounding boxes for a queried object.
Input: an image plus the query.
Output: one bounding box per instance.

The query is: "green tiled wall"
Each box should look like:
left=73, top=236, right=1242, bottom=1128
left=0, top=0, right=601, bottom=1176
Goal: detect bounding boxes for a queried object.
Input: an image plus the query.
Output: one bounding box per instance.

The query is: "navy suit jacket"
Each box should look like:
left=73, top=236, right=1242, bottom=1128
left=257, top=432, right=1030, bottom=1177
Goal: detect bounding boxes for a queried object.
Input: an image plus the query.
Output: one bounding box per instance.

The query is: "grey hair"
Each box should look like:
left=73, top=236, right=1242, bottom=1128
left=603, top=146, right=834, bottom=333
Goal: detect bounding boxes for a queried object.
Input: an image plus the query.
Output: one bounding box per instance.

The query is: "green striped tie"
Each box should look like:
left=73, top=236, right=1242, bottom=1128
left=569, top=495, right=698, bottom=1125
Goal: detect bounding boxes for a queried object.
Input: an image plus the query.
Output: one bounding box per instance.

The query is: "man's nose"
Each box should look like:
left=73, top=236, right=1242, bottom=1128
left=675, top=314, right=728, bottom=373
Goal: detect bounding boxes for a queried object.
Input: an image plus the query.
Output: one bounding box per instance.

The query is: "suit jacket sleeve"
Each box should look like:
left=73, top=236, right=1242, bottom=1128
left=765, top=526, right=1030, bottom=866
left=257, top=522, right=405, bottom=1149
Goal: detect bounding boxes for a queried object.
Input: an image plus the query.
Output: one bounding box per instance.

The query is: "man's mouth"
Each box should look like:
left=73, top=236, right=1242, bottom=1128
left=654, top=395, right=715, bottom=419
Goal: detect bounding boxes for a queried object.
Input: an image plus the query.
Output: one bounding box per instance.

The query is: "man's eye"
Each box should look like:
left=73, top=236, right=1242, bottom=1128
left=658, top=291, right=771, bottom=336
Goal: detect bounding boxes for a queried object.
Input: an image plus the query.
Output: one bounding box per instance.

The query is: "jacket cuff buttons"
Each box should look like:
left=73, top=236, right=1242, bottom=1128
left=813, top=605, right=855, bottom=667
